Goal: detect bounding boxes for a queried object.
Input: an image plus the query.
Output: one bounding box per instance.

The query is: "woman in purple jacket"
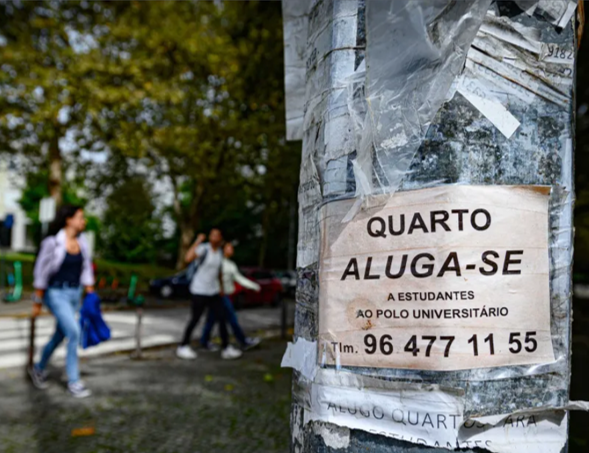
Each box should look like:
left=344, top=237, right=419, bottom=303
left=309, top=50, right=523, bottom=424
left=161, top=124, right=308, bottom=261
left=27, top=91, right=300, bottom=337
left=28, top=205, right=95, bottom=398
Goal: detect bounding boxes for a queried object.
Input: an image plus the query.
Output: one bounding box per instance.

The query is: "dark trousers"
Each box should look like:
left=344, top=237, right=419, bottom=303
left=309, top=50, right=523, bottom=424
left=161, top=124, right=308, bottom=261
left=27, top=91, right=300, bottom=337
left=181, top=294, right=229, bottom=348
left=201, top=296, right=247, bottom=347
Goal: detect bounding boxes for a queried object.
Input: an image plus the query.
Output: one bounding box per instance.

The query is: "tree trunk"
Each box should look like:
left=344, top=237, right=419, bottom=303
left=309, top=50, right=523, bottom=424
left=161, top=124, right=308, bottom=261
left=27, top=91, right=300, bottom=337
left=172, top=176, right=205, bottom=270
left=48, top=131, right=63, bottom=206
left=176, top=220, right=195, bottom=270
left=258, top=207, right=270, bottom=267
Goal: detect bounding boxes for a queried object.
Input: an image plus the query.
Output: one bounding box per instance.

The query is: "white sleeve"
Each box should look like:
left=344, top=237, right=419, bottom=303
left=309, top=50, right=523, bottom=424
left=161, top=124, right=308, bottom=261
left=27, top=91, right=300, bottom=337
left=234, top=268, right=261, bottom=291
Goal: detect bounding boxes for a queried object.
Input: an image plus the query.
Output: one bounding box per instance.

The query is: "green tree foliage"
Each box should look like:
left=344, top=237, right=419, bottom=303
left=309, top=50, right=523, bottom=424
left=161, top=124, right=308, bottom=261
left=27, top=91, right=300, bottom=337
left=88, top=1, right=294, bottom=268
left=18, top=167, right=97, bottom=245
left=100, top=177, right=162, bottom=264
left=1, top=1, right=299, bottom=269
left=0, top=1, right=112, bottom=204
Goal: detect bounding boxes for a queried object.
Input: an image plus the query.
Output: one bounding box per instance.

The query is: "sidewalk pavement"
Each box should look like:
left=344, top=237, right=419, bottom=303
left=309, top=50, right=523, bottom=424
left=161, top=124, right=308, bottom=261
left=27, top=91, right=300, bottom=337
left=0, top=338, right=292, bottom=453
left=0, top=296, right=193, bottom=318
left=0, top=303, right=295, bottom=369
left=0, top=298, right=35, bottom=318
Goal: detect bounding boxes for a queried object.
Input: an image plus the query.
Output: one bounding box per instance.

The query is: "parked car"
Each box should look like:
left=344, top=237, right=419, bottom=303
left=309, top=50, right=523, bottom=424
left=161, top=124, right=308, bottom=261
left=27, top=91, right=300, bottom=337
left=275, top=270, right=296, bottom=298
left=149, top=270, right=191, bottom=299
left=149, top=267, right=283, bottom=307
left=232, top=268, right=283, bottom=308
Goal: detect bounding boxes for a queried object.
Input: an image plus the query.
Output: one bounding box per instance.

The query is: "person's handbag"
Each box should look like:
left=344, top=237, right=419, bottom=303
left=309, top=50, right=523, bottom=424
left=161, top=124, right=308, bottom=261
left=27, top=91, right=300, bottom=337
left=80, top=292, right=111, bottom=349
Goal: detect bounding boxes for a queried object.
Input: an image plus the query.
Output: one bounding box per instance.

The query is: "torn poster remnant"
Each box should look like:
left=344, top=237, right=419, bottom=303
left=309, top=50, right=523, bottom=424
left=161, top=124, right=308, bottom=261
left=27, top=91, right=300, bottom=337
left=281, top=0, right=313, bottom=140
left=299, top=369, right=568, bottom=453
left=462, top=411, right=568, bottom=453
left=281, top=337, right=318, bottom=382
left=305, top=380, right=464, bottom=447
left=457, top=79, right=521, bottom=138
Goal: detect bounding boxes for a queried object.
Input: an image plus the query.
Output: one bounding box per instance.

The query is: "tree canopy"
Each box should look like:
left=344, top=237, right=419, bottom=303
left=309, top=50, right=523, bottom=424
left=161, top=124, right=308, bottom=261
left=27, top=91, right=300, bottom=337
left=0, top=1, right=299, bottom=269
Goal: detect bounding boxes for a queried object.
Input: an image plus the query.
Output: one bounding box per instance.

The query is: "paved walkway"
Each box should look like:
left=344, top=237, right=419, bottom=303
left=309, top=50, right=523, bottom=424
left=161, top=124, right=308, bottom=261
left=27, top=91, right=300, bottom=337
left=0, top=304, right=294, bottom=369
left=0, top=339, right=291, bottom=453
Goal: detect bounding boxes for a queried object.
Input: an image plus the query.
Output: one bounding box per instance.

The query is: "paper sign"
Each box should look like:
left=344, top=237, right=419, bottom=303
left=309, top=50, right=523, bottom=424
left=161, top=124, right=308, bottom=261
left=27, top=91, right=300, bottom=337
left=319, top=185, right=555, bottom=370
left=304, top=375, right=567, bottom=453
left=305, top=382, right=464, bottom=447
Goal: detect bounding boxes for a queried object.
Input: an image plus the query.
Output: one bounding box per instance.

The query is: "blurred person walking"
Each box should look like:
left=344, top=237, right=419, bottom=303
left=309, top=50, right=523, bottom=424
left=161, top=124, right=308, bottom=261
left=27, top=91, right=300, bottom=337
left=201, top=242, right=262, bottom=351
left=28, top=205, right=95, bottom=398
left=177, top=229, right=242, bottom=360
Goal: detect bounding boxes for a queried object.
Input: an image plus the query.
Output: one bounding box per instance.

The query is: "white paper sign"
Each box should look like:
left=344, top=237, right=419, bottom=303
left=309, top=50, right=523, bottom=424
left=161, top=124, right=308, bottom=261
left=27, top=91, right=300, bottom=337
left=304, top=377, right=568, bottom=453
left=305, top=382, right=464, bottom=447
left=319, top=185, right=555, bottom=371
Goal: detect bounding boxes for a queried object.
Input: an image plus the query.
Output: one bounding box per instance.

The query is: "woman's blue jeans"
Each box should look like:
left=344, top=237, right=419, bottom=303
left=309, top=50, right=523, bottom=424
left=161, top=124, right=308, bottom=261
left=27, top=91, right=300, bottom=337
left=37, top=287, right=82, bottom=384
left=201, top=296, right=247, bottom=347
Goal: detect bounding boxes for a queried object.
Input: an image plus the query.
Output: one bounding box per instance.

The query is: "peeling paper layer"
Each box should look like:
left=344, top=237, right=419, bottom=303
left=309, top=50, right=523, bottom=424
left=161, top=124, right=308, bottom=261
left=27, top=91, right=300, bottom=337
left=281, top=337, right=318, bottom=382
left=361, top=0, right=492, bottom=196
left=312, top=423, right=350, bottom=450
left=457, top=84, right=521, bottom=138
left=305, top=370, right=465, bottom=447
left=282, top=0, right=313, bottom=140
left=516, top=0, right=578, bottom=28
left=462, top=411, right=568, bottom=453
left=472, top=400, right=589, bottom=422
left=301, top=369, right=573, bottom=453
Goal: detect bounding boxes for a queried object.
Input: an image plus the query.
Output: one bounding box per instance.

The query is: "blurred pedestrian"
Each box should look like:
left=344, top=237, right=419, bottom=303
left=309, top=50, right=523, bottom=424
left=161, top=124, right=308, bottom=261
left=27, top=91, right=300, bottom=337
left=201, top=242, right=262, bottom=351
left=28, top=205, right=95, bottom=398
left=177, top=228, right=242, bottom=360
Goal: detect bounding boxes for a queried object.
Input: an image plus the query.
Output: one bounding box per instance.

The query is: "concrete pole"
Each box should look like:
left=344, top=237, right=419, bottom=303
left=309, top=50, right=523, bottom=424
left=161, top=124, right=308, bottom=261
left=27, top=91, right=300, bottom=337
left=132, top=307, right=143, bottom=360
left=283, top=0, right=579, bottom=451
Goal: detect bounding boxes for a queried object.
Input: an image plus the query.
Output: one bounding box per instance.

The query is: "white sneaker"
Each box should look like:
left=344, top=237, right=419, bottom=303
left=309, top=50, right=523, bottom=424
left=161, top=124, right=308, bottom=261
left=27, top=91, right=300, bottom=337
left=68, top=381, right=92, bottom=399
left=28, top=366, right=49, bottom=390
left=176, top=345, right=198, bottom=360
left=242, top=337, right=262, bottom=351
left=221, top=345, right=243, bottom=360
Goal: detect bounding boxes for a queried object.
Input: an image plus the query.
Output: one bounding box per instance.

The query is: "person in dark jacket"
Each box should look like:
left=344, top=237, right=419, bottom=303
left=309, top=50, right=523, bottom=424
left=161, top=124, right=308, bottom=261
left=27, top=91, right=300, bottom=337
left=28, top=205, right=95, bottom=398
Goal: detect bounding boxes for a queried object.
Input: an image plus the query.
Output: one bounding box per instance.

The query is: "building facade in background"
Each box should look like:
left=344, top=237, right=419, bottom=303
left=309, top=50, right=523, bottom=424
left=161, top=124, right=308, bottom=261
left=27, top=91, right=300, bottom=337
left=0, top=157, right=34, bottom=252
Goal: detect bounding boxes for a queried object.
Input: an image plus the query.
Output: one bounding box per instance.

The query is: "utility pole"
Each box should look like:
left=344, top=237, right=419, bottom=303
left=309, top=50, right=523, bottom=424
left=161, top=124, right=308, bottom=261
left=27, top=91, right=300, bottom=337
left=287, top=195, right=297, bottom=272
left=282, top=0, right=581, bottom=452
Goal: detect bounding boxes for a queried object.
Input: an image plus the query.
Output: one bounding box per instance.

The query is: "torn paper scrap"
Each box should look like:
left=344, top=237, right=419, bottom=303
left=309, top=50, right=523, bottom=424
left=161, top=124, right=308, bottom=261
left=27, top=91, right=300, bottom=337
left=463, top=410, right=568, bottom=453
left=458, top=86, right=521, bottom=139
left=282, top=0, right=313, bottom=141
left=312, top=424, right=351, bottom=450
left=537, top=0, right=577, bottom=27
left=471, top=400, right=589, bottom=422
left=556, top=1, right=578, bottom=28
left=562, top=400, right=589, bottom=411
left=281, top=337, right=318, bottom=381
left=304, top=381, right=465, bottom=447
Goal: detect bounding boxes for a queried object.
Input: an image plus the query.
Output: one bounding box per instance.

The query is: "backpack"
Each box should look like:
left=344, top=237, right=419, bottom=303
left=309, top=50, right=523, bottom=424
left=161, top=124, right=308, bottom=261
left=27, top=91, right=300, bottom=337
left=186, top=244, right=209, bottom=282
